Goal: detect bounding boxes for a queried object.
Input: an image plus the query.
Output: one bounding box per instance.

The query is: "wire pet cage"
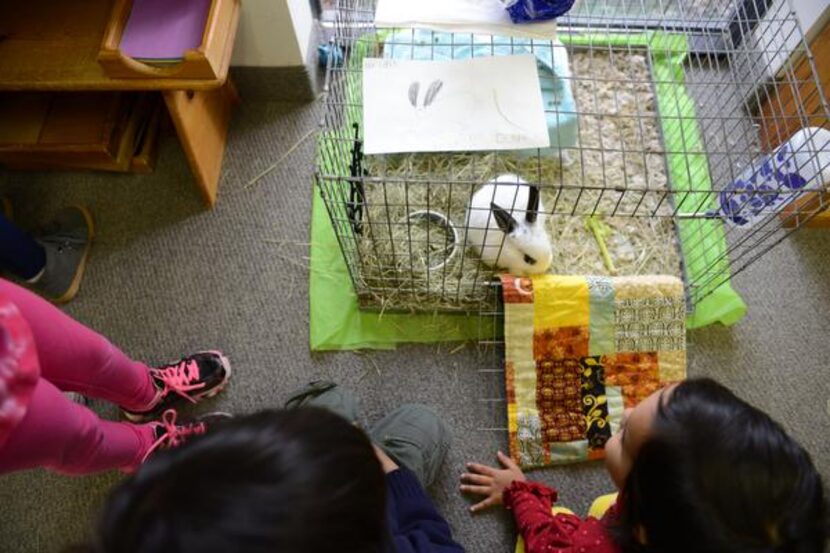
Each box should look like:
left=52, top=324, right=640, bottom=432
left=315, top=0, right=830, bottom=320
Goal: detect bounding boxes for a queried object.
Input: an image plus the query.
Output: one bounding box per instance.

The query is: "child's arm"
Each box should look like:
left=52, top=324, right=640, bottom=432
left=461, top=452, right=616, bottom=553
left=503, top=480, right=602, bottom=552
left=377, top=446, right=464, bottom=553
left=387, top=468, right=465, bottom=553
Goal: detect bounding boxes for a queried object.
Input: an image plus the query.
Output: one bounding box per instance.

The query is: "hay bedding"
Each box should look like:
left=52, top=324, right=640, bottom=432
left=355, top=50, right=683, bottom=310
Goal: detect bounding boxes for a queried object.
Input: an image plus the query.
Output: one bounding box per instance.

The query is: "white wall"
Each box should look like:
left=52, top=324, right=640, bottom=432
left=793, top=0, right=827, bottom=40
left=232, top=0, right=314, bottom=67
left=287, top=0, right=314, bottom=61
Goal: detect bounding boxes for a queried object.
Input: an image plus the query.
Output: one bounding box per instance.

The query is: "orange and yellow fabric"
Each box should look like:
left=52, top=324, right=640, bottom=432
left=502, top=274, right=686, bottom=468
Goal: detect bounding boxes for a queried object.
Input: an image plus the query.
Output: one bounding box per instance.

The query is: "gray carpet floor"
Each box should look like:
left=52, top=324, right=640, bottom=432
left=0, top=97, right=828, bottom=553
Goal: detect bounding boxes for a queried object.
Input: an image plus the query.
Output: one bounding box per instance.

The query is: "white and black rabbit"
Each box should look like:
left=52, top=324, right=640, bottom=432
left=464, top=174, right=553, bottom=276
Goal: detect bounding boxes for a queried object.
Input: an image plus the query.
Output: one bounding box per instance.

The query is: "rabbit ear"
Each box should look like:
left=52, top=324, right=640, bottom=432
left=408, top=82, right=420, bottom=108
left=424, top=79, right=443, bottom=107
left=491, top=202, right=518, bottom=234
left=526, top=185, right=540, bottom=223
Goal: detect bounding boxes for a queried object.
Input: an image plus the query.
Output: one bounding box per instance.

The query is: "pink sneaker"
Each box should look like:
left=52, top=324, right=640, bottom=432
left=123, top=351, right=232, bottom=422
left=142, top=409, right=232, bottom=463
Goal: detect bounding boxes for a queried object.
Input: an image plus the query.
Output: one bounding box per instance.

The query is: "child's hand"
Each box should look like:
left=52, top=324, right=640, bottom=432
left=373, top=445, right=399, bottom=474
left=460, top=450, right=526, bottom=513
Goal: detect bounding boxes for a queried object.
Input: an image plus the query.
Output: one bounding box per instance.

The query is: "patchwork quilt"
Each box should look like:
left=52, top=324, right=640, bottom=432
left=501, top=274, right=687, bottom=468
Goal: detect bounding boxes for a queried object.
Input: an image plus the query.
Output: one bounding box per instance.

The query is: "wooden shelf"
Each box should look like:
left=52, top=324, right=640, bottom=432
left=764, top=15, right=830, bottom=228
left=0, top=0, right=239, bottom=91
left=0, top=0, right=241, bottom=207
left=0, top=92, right=162, bottom=172
left=780, top=191, right=830, bottom=229
left=756, top=12, right=829, bottom=151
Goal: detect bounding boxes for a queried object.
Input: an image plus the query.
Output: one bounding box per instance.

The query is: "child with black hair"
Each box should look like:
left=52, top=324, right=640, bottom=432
left=93, top=387, right=464, bottom=553
left=461, top=378, right=827, bottom=553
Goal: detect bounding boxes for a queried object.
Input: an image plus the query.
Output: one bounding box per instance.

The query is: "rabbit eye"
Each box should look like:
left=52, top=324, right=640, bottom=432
left=523, top=254, right=537, bottom=265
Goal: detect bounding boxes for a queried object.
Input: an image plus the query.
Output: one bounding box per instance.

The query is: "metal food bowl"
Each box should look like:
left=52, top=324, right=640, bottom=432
left=405, top=210, right=459, bottom=271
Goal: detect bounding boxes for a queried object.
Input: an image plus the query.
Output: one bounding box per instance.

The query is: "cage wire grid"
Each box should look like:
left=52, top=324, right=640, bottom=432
left=317, top=0, right=829, bottom=331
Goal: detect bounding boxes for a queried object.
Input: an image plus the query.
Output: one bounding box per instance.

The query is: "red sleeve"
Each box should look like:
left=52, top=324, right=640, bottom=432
left=503, top=481, right=619, bottom=553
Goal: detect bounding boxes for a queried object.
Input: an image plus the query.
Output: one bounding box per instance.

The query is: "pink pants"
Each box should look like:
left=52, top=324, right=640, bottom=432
left=0, top=280, right=158, bottom=475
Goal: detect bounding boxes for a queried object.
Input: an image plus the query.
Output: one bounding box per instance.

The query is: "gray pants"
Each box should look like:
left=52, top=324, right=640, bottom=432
left=284, top=381, right=450, bottom=487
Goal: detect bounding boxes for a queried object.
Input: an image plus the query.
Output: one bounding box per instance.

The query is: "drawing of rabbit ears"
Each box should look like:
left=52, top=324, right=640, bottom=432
left=490, top=185, right=541, bottom=233
left=408, top=80, right=443, bottom=108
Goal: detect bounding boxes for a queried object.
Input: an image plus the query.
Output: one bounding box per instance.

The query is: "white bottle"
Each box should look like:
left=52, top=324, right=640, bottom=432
left=715, top=127, right=830, bottom=226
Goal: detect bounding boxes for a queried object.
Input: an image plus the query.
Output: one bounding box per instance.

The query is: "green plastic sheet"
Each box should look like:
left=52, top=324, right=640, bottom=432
left=310, top=190, right=496, bottom=350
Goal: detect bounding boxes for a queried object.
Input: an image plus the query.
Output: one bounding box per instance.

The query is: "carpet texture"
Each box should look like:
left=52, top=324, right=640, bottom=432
left=0, top=98, right=828, bottom=553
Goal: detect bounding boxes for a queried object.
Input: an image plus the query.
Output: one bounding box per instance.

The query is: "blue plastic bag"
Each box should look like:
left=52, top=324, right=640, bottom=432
left=501, top=0, right=575, bottom=23
left=318, top=43, right=344, bottom=69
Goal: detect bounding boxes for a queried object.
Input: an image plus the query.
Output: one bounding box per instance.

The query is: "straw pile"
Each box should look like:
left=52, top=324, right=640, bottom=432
left=355, top=49, right=683, bottom=311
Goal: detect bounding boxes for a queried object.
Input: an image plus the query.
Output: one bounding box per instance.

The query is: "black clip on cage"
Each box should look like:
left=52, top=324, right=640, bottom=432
left=347, top=122, right=367, bottom=235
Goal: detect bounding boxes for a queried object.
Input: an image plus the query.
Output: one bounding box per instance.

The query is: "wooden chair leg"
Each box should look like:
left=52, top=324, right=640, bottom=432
left=164, top=79, right=239, bottom=207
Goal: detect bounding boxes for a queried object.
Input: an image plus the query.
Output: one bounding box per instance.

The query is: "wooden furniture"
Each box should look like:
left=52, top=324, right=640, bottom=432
left=98, top=0, right=238, bottom=81
left=757, top=16, right=830, bottom=152
left=0, top=0, right=241, bottom=207
left=0, top=92, right=162, bottom=173
left=756, top=11, right=830, bottom=228
left=780, top=189, right=830, bottom=229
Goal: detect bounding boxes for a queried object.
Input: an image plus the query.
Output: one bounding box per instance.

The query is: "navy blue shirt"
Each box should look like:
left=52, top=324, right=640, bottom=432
left=385, top=468, right=465, bottom=553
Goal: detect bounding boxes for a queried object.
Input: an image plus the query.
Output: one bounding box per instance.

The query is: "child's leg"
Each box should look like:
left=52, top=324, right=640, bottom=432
left=0, top=378, right=154, bottom=474
left=369, top=404, right=450, bottom=488
left=0, top=278, right=157, bottom=412
left=284, top=381, right=360, bottom=424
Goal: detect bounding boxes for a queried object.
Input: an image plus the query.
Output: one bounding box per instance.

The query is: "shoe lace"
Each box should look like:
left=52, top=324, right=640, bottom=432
left=149, top=358, right=206, bottom=404
left=142, top=409, right=207, bottom=462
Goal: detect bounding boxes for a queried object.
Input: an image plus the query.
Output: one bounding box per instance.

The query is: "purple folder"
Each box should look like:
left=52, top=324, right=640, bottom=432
left=120, top=0, right=212, bottom=61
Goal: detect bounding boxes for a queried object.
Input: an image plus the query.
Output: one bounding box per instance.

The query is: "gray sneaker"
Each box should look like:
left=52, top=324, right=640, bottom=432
left=32, top=206, right=94, bottom=304
left=284, top=381, right=360, bottom=425
left=370, top=404, right=451, bottom=488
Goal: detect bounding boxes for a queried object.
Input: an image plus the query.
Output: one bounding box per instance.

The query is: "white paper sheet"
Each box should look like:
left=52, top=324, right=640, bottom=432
left=374, top=0, right=557, bottom=40
left=362, top=55, right=550, bottom=155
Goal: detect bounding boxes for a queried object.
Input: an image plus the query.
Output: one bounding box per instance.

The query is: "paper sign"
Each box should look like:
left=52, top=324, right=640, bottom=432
left=374, top=0, right=557, bottom=40
left=362, top=55, right=550, bottom=155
